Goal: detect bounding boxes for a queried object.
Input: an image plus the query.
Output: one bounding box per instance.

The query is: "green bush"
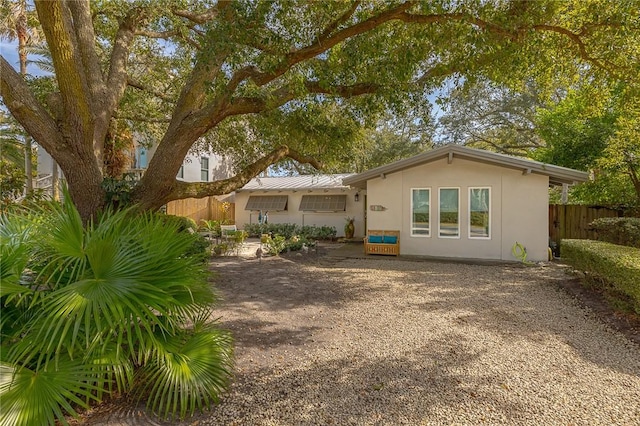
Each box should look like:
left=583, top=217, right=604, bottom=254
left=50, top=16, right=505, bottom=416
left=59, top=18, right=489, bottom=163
left=162, top=215, right=210, bottom=261
left=263, top=234, right=287, bottom=255
left=589, top=217, right=640, bottom=248
left=284, top=235, right=315, bottom=252
left=561, top=239, right=640, bottom=313
left=0, top=202, right=233, bottom=425
left=243, top=223, right=336, bottom=240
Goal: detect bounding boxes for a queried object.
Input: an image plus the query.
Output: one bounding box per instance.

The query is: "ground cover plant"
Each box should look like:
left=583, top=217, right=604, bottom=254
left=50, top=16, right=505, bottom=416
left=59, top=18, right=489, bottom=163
left=0, top=201, right=233, bottom=425
left=561, top=239, right=640, bottom=314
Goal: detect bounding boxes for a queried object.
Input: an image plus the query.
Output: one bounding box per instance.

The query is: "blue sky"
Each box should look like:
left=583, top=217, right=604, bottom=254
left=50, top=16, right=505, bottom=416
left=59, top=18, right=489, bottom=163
left=1, top=40, right=50, bottom=76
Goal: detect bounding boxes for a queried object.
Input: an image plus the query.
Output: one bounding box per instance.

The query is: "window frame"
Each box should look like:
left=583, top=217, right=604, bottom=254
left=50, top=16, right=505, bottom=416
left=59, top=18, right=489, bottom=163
left=410, top=188, right=431, bottom=237
left=468, top=187, right=491, bottom=240
left=200, top=156, right=209, bottom=182
left=438, top=187, right=460, bottom=239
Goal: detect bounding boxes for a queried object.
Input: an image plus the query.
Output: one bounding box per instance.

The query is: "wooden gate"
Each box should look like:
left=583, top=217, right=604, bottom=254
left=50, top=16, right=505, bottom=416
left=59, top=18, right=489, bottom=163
left=548, top=204, right=622, bottom=245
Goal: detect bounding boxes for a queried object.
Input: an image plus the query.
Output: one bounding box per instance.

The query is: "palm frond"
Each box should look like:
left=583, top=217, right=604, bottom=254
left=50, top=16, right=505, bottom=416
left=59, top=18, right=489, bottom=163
left=135, top=326, right=234, bottom=419
left=0, top=359, right=104, bottom=426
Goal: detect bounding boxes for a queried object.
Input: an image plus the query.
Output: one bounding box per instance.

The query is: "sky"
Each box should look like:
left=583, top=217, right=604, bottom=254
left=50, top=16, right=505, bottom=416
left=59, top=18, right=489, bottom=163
left=1, top=40, right=50, bottom=76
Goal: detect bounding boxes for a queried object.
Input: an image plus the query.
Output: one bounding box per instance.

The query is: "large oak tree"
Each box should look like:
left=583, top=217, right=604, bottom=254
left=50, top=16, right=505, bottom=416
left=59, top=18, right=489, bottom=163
left=1, top=0, right=637, bottom=219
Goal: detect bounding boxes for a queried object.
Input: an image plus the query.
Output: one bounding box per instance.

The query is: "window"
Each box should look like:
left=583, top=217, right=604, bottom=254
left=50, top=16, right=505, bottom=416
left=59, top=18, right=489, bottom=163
left=245, top=195, right=288, bottom=211
left=439, top=188, right=459, bottom=238
left=411, top=188, right=430, bottom=236
left=299, top=195, right=347, bottom=212
left=135, top=146, right=147, bottom=168
left=469, top=187, right=490, bottom=239
left=200, top=157, right=209, bottom=181
left=177, top=164, right=184, bottom=179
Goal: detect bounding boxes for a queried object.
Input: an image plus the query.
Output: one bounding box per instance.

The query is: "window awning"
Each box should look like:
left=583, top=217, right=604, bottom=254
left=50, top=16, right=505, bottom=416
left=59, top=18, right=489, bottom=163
left=299, top=194, right=346, bottom=212
left=245, top=195, right=288, bottom=211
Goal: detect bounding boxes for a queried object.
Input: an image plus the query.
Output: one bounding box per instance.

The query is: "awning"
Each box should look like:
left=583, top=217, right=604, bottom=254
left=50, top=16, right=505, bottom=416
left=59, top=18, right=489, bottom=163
left=299, top=194, right=346, bottom=212
left=245, top=195, right=288, bottom=211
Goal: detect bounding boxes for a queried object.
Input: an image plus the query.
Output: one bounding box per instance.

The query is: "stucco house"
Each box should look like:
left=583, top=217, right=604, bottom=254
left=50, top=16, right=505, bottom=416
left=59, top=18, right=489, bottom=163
left=235, top=174, right=365, bottom=238
left=343, top=144, right=589, bottom=261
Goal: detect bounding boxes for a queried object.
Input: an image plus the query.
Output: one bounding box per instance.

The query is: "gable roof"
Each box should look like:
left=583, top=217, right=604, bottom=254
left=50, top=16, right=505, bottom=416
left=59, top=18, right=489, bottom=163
left=342, top=144, right=589, bottom=188
left=237, top=173, right=354, bottom=192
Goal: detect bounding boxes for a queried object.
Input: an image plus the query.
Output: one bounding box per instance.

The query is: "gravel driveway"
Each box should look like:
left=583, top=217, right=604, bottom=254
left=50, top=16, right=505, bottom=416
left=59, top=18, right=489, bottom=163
left=85, top=248, right=640, bottom=425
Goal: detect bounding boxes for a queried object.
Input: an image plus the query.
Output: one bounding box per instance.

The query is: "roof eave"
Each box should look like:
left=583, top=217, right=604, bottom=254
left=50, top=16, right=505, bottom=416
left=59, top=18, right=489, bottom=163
left=342, top=145, right=589, bottom=187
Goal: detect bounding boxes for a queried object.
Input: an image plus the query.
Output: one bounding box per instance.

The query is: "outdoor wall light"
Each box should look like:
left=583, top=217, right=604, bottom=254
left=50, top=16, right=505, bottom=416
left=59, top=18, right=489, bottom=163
left=354, top=192, right=360, bottom=202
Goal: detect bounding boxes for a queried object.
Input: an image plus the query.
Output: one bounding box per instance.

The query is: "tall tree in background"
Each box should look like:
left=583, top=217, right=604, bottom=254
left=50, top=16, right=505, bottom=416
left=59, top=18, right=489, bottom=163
left=0, top=0, right=41, bottom=195
left=533, top=85, right=640, bottom=206
left=1, top=0, right=638, bottom=220
left=436, top=78, right=544, bottom=156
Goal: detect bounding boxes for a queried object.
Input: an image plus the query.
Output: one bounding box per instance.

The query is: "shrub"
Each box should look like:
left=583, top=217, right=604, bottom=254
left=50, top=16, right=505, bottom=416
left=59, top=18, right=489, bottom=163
left=589, top=217, right=640, bottom=248
left=298, top=225, right=337, bottom=240
left=162, top=215, right=210, bottom=261
left=263, top=234, right=287, bottom=255
left=244, top=223, right=337, bottom=240
left=561, top=239, right=640, bottom=314
left=284, top=235, right=315, bottom=252
left=0, top=201, right=233, bottom=425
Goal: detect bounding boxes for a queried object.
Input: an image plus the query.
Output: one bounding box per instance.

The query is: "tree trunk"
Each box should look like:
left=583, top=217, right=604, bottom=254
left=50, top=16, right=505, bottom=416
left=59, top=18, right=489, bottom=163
left=51, top=160, right=59, bottom=201
left=25, top=136, right=33, bottom=194
left=18, top=0, right=33, bottom=194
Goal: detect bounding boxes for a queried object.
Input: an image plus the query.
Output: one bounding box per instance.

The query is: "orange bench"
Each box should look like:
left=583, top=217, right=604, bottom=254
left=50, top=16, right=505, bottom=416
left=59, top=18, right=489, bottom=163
left=364, top=230, right=400, bottom=256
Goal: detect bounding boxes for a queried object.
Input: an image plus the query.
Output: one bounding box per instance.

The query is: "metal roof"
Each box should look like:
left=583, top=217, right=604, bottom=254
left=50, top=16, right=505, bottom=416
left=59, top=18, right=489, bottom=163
left=343, top=145, right=590, bottom=188
left=237, top=174, right=354, bottom=192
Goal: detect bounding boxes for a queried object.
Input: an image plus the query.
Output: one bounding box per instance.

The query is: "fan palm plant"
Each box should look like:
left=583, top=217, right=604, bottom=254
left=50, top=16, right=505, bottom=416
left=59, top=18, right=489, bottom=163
left=0, top=200, right=233, bottom=425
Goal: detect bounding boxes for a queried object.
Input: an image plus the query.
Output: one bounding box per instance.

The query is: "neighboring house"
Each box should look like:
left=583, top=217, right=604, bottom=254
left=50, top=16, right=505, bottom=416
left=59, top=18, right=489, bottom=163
left=343, top=144, right=589, bottom=261
left=235, top=174, right=365, bottom=238
left=37, top=143, right=232, bottom=184
left=132, top=144, right=233, bottom=183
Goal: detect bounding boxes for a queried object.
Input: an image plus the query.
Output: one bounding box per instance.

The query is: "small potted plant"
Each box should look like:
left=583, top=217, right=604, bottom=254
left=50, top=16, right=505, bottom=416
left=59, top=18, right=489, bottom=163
left=344, top=216, right=355, bottom=239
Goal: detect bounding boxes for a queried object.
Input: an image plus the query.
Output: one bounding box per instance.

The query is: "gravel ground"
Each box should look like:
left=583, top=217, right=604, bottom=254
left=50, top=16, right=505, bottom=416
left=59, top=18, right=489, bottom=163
left=85, top=248, right=640, bottom=425
left=190, top=251, right=639, bottom=426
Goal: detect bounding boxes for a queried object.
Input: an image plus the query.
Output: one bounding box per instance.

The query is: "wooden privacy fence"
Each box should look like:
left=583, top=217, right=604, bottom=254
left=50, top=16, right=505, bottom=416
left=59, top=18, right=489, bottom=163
left=549, top=204, right=623, bottom=245
left=166, top=196, right=235, bottom=224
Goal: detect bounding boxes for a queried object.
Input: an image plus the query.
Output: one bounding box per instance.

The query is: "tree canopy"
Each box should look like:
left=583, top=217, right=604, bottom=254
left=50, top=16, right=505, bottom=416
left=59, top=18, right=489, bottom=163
left=1, top=0, right=638, bottom=219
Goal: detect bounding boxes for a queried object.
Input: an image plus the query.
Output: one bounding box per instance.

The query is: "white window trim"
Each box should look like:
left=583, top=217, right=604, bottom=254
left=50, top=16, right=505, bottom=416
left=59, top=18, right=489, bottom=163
left=438, top=187, right=460, bottom=239
left=410, top=187, right=431, bottom=237
left=468, top=187, right=491, bottom=240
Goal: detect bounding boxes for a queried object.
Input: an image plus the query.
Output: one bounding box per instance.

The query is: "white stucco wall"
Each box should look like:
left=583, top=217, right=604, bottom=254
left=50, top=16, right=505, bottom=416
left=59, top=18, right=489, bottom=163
left=365, top=157, right=549, bottom=261
left=235, top=189, right=366, bottom=238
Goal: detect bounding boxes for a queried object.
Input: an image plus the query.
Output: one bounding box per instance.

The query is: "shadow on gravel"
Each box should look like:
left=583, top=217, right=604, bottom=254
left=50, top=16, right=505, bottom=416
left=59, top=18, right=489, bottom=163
left=331, top=260, right=639, bottom=378
left=222, top=318, right=323, bottom=350
left=187, top=338, right=536, bottom=425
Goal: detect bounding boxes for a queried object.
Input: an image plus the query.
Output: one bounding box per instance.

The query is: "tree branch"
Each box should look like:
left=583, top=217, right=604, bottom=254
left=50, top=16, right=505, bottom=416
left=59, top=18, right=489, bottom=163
left=0, top=56, right=64, bottom=156
left=171, top=0, right=233, bottom=25
left=166, top=145, right=322, bottom=202
left=67, top=0, right=105, bottom=107
left=134, top=28, right=202, bottom=49
left=127, top=76, right=175, bottom=103
left=35, top=0, right=93, bottom=146
left=318, top=1, right=361, bottom=41
left=249, top=2, right=414, bottom=87
left=531, top=24, right=620, bottom=77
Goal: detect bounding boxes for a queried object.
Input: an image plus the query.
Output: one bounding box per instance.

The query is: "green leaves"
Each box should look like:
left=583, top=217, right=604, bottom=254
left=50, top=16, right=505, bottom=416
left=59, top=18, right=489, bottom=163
left=0, top=201, right=232, bottom=423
